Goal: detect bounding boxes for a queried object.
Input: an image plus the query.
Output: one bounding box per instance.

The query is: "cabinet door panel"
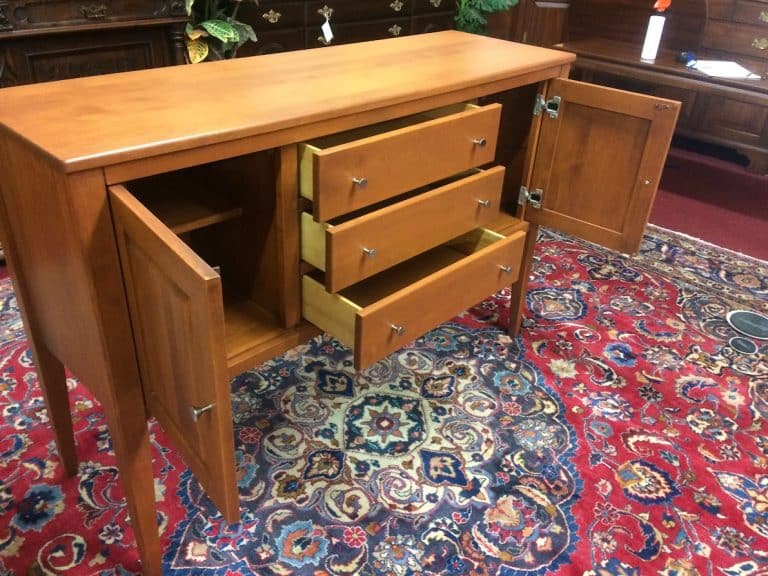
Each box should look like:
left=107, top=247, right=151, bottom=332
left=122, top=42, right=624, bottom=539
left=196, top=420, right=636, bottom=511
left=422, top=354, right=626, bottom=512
left=109, top=184, right=239, bottom=523
left=526, top=78, right=679, bottom=253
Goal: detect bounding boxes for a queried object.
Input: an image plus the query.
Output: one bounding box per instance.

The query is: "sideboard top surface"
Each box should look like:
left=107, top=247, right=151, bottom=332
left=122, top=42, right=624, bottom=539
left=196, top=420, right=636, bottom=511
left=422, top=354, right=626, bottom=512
left=0, top=31, right=573, bottom=173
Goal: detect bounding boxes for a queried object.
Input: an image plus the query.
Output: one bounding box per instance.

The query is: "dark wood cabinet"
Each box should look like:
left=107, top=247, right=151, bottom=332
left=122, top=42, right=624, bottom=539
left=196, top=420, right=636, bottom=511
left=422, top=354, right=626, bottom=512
left=561, top=0, right=768, bottom=173
left=237, top=0, right=457, bottom=55
left=487, top=0, right=570, bottom=46
left=0, top=0, right=187, bottom=87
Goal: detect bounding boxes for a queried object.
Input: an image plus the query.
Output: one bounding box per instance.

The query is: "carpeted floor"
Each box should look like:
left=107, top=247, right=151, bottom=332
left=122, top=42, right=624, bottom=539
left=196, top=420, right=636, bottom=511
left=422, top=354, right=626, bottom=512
left=0, top=226, right=766, bottom=575
left=651, top=147, right=768, bottom=261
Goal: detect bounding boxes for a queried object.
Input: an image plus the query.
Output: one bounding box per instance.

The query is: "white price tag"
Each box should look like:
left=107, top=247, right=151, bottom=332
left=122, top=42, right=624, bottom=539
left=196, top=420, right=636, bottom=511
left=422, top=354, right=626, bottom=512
left=321, top=19, right=334, bottom=44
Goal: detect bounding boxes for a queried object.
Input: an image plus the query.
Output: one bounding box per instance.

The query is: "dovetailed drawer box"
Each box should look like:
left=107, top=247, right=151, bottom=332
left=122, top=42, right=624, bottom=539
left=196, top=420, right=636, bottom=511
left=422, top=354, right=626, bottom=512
left=302, top=228, right=526, bottom=369
left=298, top=103, right=502, bottom=221
left=300, top=166, right=505, bottom=292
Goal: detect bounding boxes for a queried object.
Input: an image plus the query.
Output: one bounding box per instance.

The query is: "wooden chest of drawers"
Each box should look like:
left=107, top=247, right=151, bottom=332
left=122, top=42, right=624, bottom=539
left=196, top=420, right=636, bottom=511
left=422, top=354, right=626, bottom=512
left=0, top=0, right=187, bottom=87
left=0, top=32, right=679, bottom=574
left=236, top=0, right=456, bottom=55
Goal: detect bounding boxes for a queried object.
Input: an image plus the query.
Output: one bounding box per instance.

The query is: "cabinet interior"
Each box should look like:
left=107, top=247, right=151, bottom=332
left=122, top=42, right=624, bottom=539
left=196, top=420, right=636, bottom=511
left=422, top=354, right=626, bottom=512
left=123, top=150, right=294, bottom=373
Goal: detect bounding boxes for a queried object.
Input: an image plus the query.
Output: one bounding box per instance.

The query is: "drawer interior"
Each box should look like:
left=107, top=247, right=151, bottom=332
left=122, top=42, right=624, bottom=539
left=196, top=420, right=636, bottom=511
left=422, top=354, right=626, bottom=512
left=302, top=227, right=511, bottom=347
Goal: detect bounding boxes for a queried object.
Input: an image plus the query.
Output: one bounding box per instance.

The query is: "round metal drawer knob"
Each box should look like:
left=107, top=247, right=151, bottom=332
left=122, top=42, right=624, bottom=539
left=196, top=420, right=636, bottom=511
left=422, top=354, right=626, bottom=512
left=472, top=137, right=487, bottom=147
left=352, top=177, right=368, bottom=188
left=362, top=247, right=377, bottom=257
left=391, top=324, right=406, bottom=336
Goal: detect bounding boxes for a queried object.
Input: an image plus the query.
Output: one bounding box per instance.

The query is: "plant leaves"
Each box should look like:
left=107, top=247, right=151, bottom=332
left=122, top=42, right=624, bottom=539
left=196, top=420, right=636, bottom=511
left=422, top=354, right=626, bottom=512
left=186, top=38, right=209, bottom=64
left=199, top=19, right=240, bottom=43
left=185, top=23, right=208, bottom=40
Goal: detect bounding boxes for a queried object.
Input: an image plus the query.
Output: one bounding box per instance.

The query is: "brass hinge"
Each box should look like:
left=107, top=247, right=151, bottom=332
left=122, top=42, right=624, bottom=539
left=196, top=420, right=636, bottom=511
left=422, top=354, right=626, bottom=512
left=518, top=186, right=543, bottom=208
left=533, top=94, right=561, bottom=119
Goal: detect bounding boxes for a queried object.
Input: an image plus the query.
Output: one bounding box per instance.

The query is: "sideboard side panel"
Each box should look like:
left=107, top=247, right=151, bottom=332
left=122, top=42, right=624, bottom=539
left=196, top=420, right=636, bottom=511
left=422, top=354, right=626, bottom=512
left=0, top=132, right=135, bottom=405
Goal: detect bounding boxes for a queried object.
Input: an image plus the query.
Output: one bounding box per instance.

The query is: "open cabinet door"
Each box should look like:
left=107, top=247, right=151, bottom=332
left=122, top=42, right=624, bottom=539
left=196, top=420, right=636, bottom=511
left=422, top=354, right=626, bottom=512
left=109, top=185, right=239, bottom=524
left=525, top=78, right=679, bottom=253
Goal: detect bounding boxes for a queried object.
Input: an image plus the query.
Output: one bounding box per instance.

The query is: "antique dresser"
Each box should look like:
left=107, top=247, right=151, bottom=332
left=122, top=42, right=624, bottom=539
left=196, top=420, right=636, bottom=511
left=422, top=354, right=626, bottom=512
left=0, top=31, right=679, bottom=573
left=0, top=0, right=188, bottom=87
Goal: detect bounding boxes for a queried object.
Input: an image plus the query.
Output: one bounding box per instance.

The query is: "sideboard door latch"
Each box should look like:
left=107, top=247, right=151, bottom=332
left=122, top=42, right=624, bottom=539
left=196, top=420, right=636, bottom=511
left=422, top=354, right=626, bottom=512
left=533, top=94, right=561, bottom=119
left=518, top=186, right=544, bottom=209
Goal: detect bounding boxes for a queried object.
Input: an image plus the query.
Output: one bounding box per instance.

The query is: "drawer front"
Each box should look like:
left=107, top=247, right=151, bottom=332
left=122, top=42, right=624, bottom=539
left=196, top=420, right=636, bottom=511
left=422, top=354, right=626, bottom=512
left=302, top=229, right=526, bottom=369
left=703, top=20, right=768, bottom=57
left=3, top=0, right=175, bottom=29
left=237, top=29, right=307, bottom=57
left=413, top=0, right=458, bottom=13
left=307, top=17, right=411, bottom=47
left=412, top=12, right=456, bottom=34
left=302, top=166, right=505, bottom=292
left=237, top=2, right=306, bottom=31
left=303, top=103, right=502, bottom=221
left=307, top=0, right=413, bottom=25
left=733, top=1, right=768, bottom=28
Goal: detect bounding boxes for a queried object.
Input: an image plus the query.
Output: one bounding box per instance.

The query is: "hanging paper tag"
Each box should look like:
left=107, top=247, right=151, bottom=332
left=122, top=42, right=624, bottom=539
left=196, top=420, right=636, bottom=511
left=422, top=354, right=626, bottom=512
left=321, top=19, right=334, bottom=44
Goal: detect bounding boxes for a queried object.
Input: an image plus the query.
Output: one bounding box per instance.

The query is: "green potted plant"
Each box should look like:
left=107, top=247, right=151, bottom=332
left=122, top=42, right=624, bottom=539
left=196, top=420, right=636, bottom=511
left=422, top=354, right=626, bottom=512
left=185, top=0, right=260, bottom=63
left=455, top=0, right=518, bottom=34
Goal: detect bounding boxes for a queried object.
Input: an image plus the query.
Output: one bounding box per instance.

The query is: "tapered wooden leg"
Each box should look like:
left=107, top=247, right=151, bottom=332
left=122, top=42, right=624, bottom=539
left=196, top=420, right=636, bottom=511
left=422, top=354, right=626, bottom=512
left=29, top=342, right=78, bottom=477
left=508, top=223, right=539, bottom=337
left=104, top=405, right=162, bottom=575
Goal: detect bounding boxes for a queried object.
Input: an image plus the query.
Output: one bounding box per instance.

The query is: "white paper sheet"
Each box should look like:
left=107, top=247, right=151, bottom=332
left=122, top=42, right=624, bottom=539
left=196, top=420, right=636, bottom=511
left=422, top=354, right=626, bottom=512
left=691, top=60, right=761, bottom=80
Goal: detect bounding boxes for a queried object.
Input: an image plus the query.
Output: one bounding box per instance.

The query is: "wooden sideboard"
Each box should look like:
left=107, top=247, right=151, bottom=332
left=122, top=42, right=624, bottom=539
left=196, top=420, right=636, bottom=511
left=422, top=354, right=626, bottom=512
left=0, top=0, right=187, bottom=87
left=0, top=32, right=678, bottom=573
left=236, top=0, right=457, bottom=56
left=560, top=0, right=768, bottom=172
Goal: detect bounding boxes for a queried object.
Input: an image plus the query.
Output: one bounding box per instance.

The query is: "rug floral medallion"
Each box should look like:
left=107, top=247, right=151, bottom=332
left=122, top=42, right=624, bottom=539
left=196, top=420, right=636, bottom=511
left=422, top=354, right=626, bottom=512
left=0, top=226, right=767, bottom=575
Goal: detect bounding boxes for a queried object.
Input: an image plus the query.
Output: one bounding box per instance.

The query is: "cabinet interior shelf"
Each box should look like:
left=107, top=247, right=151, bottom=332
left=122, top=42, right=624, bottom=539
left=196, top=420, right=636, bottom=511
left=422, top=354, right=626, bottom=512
left=131, top=176, right=243, bottom=235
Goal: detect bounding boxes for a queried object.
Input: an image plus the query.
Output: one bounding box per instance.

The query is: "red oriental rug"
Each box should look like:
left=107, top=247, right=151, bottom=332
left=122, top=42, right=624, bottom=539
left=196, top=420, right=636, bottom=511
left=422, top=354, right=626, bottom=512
left=0, top=226, right=767, bottom=575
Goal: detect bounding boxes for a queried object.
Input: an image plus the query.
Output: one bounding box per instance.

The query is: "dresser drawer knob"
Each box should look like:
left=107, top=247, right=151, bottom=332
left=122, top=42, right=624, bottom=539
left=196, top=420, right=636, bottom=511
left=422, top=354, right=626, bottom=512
left=390, top=0, right=404, bottom=11
left=499, top=265, right=513, bottom=274
left=472, top=137, right=487, bottom=147
left=391, top=324, right=407, bottom=336
left=262, top=9, right=282, bottom=24
left=362, top=247, right=377, bottom=257
left=352, top=177, right=368, bottom=188
left=760, top=11, right=768, bottom=23
left=753, top=38, right=768, bottom=50
left=190, top=402, right=215, bottom=422
left=430, top=0, right=443, bottom=7
left=476, top=199, right=491, bottom=208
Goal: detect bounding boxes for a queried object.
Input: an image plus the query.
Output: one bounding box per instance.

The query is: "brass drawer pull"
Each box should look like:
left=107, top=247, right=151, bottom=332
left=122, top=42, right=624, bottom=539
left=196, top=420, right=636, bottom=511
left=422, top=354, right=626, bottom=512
left=391, top=324, right=407, bottom=336
left=389, top=24, right=403, bottom=37
left=317, top=36, right=332, bottom=45
left=190, top=402, right=215, bottom=422
left=318, top=5, right=334, bottom=19
left=81, top=3, right=108, bottom=19
left=390, top=0, right=404, bottom=11
left=476, top=199, right=491, bottom=207
left=262, top=9, right=282, bottom=24
left=430, top=0, right=443, bottom=7
left=362, top=247, right=377, bottom=257
left=499, top=265, right=513, bottom=273
left=352, top=177, right=368, bottom=188
left=760, top=11, right=768, bottom=23
left=472, top=137, right=487, bottom=147
left=753, top=37, right=768, bottom=50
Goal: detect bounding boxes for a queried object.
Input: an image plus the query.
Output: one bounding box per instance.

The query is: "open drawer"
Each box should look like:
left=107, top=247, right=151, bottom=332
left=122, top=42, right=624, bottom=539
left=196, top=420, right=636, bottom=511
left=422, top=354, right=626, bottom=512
left=298, top=102, right=502, bottom=221
left=302, top=227, right=526, bottom=369
left=301, top=166, right=505, bottom=293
